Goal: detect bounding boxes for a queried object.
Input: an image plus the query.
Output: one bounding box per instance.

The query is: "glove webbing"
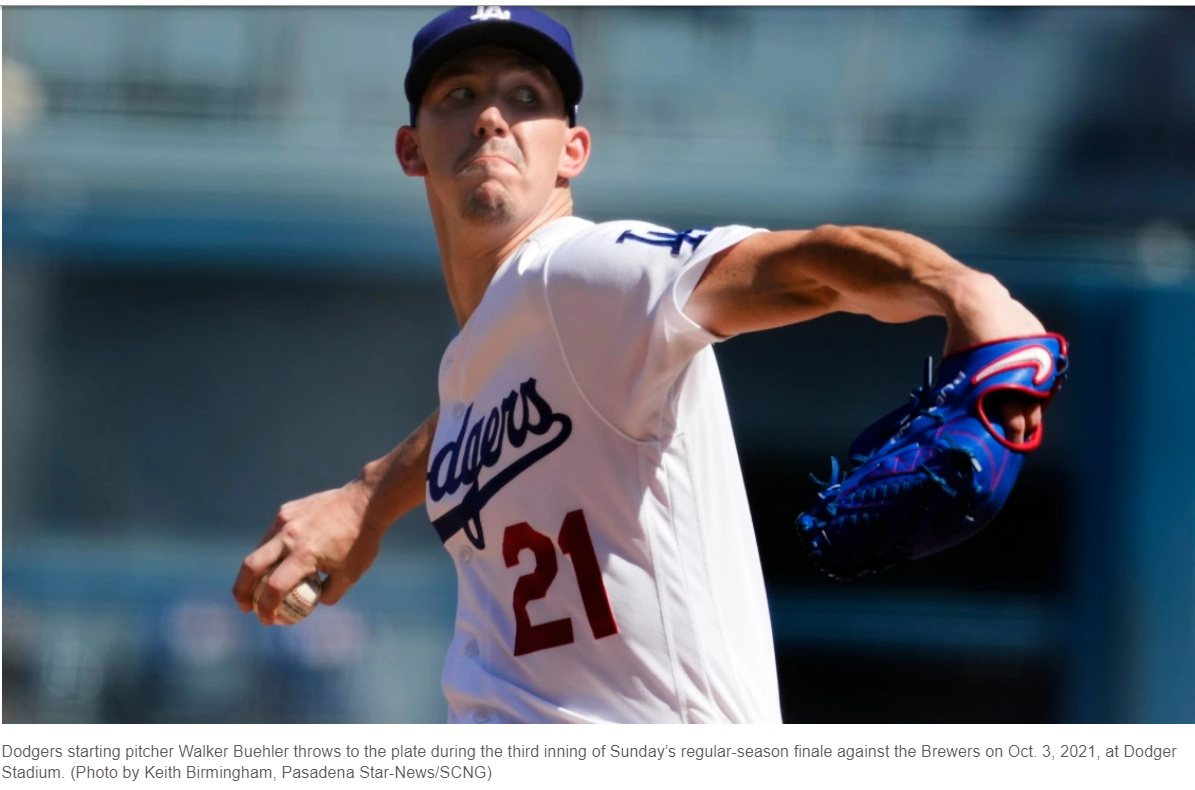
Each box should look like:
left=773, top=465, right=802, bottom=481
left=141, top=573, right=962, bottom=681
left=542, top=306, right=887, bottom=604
left=801, top=445, right=980, bottom=579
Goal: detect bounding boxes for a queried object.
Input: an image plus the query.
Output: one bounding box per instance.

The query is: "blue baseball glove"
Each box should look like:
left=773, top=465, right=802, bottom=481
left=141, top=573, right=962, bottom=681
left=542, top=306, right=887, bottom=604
left=796, top=334, right=1069, bottom=580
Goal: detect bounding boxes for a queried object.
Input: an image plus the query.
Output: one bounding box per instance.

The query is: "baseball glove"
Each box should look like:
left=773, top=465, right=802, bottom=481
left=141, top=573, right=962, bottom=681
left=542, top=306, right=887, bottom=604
left=796, top=333, right=1069, bottom=580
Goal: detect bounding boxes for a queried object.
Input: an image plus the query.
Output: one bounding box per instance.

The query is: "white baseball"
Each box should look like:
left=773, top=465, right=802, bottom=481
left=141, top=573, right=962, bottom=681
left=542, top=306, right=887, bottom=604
left=253, top=566, right=322, bottom=626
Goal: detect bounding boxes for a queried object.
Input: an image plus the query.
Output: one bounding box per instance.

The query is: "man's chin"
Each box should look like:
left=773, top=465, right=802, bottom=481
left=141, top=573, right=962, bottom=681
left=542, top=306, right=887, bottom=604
left=458, top=187, right=515, bottom=225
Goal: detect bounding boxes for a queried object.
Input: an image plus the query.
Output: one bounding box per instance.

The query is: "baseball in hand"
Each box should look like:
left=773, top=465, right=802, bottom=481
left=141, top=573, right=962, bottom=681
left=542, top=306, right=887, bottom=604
left=253, top=565, right=322, bottom=626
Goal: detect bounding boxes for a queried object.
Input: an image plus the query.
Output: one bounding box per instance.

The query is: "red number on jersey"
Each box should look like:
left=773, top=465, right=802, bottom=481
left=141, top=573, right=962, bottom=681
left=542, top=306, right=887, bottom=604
left=501, top=510, right=619, bottom=657
left=558, top=510, right=619, bottom=640
left=502, top=522, right=574, bottom=656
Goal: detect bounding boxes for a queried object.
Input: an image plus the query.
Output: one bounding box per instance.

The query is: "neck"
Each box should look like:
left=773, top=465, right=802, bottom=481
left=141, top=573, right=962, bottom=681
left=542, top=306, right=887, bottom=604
left=432, top=188, right=574, bottom=328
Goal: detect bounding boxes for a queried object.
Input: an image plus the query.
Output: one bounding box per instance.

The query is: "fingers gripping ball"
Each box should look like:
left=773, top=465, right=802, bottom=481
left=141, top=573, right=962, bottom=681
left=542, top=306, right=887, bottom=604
left=253, top=565, right=323, bottom=625
left=796, top=334, right=1069, bottom=580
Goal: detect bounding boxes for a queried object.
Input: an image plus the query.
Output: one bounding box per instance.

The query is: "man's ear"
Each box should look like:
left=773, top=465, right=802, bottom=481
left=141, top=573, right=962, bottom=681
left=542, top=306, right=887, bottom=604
left=396, top=126, right=427, bottom=176
left=558, top=125, right=591, bottom=179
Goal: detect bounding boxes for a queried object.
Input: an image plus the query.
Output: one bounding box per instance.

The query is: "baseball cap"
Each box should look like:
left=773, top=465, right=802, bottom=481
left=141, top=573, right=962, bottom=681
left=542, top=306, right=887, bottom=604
left=404, top=6, right=583, bottom=127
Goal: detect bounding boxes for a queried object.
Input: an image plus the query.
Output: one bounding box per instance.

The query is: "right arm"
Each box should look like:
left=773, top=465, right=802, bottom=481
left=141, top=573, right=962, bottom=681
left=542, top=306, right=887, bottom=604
left=232, top=408, right=439, bottom=624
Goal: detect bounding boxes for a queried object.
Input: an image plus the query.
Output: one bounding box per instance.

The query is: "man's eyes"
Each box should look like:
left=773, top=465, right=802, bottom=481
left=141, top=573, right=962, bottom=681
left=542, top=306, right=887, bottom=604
left=443, top=85, right=538, bottom=104
left=511, top=87, right=538, bottom=104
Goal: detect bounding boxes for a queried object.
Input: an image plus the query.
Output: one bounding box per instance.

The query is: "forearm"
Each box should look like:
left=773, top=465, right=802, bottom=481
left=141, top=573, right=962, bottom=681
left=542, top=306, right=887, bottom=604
left=692, top=225, right=1021, bottom=345
left=786, top=226, right=1045, bottom=352
left=790, top=225, right=988, bottom=323
left=356, top=408, right=439, bottom=534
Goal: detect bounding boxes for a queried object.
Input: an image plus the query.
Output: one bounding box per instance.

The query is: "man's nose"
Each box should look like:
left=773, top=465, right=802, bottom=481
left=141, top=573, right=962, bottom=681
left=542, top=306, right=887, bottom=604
left=474, top=103, right=509, bottom=139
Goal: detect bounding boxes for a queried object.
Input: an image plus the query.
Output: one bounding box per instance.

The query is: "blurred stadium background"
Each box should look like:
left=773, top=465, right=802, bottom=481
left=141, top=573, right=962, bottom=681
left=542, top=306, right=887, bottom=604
left=3, top=6, right=1193, bottom=724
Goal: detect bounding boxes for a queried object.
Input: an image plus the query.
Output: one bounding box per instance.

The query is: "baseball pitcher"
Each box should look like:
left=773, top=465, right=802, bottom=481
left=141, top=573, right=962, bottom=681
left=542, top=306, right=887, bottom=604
left=233, top=6, right=1062, bottom=724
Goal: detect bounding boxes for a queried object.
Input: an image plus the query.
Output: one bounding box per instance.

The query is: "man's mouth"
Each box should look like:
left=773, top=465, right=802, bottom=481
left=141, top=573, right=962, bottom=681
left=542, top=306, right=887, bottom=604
left=456, top=147, right=522, bottom=173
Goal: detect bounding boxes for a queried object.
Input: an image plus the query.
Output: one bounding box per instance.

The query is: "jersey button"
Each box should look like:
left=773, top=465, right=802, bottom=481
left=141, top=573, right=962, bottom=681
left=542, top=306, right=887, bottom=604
left=472, top=709, right=490, bottom=723
left=457, top=546, right=473, bottom=563
left=464, top=639, right=479, bottom=658
left=452, top=403, right=465, bottom=419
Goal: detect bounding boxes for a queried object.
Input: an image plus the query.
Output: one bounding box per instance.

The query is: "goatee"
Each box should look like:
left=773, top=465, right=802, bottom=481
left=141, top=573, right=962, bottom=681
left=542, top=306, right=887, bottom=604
left=459, top=189, right=515, bottom=225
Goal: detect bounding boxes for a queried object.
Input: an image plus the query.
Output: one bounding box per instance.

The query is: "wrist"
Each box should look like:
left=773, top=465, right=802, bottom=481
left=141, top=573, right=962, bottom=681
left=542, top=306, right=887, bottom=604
left=940, top=272, right=1045, bottom=355
left=347, top=473, right=384, bottom=537
left=353, top=455, right=415, bottom=537
left=358, top=458, right=385, bottom=497
left=938, top=270, right=1007, bottom=326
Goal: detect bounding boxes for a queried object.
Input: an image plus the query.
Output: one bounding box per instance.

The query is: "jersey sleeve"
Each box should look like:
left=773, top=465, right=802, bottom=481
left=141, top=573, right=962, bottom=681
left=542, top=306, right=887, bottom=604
left=543, top=221, right=765, bottom=441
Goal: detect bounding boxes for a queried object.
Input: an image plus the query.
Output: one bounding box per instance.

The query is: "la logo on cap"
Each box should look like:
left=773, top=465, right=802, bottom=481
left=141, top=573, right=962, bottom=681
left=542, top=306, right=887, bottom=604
left=471, top=6, right=511, bottom=22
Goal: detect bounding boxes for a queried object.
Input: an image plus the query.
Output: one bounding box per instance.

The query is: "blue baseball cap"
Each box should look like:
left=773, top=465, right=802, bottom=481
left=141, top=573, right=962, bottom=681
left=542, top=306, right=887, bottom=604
left=404, top=6, right=583, bottom=127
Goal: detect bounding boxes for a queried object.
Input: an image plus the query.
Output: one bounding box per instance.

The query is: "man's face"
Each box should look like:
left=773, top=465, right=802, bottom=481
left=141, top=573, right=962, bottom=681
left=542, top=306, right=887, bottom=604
left=405, top=47, right=581, bottom=226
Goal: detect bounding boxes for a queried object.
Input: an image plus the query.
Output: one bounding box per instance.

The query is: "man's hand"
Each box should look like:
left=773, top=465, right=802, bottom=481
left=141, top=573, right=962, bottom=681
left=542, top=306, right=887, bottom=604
left=232, top=480, right=383, bottom=625
left=796, top=332, right=1068, bottom=580
left=942, top=272, right=1047, bottom=446
left=232, top=410, right=439, bottom=625
left=987, top=390, right=1041, bottom=445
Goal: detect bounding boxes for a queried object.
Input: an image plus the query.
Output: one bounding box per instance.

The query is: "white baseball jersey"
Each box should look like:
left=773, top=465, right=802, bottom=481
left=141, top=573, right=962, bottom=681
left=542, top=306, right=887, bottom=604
left=425, top=216, right=782, bottom=723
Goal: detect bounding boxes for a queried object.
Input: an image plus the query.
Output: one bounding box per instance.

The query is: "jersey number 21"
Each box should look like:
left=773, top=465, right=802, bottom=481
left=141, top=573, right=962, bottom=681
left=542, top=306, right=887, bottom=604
left=502, top=510, right=618, bottom=656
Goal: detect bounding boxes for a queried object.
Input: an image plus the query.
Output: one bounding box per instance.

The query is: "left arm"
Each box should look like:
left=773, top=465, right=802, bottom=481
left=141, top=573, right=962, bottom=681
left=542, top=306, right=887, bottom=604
left=685, top=225, right=1046, bottom=442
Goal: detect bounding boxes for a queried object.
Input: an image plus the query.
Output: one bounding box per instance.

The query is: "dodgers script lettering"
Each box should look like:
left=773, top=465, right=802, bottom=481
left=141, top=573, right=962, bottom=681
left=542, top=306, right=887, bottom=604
left=430, top=377, right=572, bottom=549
